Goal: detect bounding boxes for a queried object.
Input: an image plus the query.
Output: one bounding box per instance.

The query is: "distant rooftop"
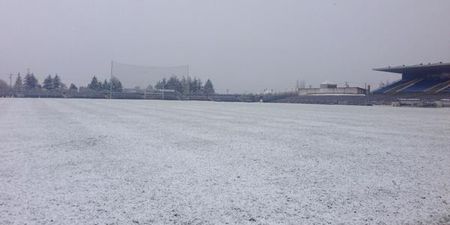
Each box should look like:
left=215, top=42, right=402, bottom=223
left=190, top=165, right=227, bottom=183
left=373, top=62, right=450, bottom=74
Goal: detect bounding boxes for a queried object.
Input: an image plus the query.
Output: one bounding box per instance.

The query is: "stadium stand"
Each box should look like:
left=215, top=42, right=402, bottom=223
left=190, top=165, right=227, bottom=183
left=373, top=62, right=450, bottom=95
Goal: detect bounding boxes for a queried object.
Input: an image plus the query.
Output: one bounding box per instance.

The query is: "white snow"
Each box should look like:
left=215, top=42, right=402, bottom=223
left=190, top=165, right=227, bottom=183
left=1, top=98, right=450, bottom=225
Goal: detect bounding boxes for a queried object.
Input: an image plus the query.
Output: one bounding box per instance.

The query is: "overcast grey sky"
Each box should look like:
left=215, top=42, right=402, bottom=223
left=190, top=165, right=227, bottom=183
left=1, top=0, right=449, bottom=93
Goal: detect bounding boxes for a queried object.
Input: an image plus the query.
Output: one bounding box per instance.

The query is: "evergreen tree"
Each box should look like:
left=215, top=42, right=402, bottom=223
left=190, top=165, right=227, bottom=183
left=14, top=73, right=23, bottom=92
left=24, top=73, right=39, bottom=90
left=53, top=74, right=62, bottom=89
left=69, top=83, right=78, bottom=91
left=204, top=79, right=215, bottom=95
left=110, top=77, right=123, bottom=92
left=166, top=76, right=183, bottom=93
left=155, top=78, right=167, bottom=90
left=190, top=78, right=203, bottom=94
left=88, top=76, right=101, bottom=91
left=102, top=79, right=110, bottom=91
left=43, top=75, right=54, bottom=90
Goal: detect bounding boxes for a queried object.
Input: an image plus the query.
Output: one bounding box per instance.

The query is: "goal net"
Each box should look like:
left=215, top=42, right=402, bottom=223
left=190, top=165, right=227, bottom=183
left=111, top=61, right=189, bottom=91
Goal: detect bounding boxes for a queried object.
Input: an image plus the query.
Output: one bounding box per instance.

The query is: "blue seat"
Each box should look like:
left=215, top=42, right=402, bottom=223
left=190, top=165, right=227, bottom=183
left=402, top=79, right=444, bottom=93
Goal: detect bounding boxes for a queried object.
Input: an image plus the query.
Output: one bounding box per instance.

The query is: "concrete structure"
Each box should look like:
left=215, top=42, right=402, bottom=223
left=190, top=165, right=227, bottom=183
left=298, top=82, right=366, bottom=96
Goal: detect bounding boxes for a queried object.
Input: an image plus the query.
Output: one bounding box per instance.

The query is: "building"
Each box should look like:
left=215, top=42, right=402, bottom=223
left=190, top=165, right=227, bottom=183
left=373, top=62, right=450, bottom=94
left=298, top=82, right=366, bottom=96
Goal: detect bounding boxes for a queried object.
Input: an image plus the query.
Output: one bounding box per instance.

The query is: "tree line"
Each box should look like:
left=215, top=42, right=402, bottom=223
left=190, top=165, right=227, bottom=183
left=154, top=76, right=215, bottom=95
left=86, top=76, right=123, bottom=92
left=0, top=73, right=123, bottom=93
left=1, top=73, right=215, bottom=96
left=9, top=73, right=70, bottom=92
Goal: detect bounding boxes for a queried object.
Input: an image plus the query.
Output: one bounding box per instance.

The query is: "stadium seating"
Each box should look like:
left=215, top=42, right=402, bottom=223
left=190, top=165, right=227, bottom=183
left=427, top=80, right=450, bottom=93
left=391, top=79, right=423, bottom=93
left=441, top=86, right=450, bottom=93
left=374, top=78, right=450, bottom=94
left=373, top=79, right=422, bottom=94
left=373, top=62, right=450, bottom=96
left=403, top=79, right=444, bottom=93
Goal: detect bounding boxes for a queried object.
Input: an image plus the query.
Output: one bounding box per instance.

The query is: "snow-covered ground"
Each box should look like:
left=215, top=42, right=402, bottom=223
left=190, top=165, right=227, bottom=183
left=1, top=98, right=449, bottom=225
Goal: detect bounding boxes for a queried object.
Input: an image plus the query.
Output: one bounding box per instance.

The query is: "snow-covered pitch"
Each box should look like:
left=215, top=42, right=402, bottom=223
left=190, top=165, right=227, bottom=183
left=1, top=98, right=449, bottom=225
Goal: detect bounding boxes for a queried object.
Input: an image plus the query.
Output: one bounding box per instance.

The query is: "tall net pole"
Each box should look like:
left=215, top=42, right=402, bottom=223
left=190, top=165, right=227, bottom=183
left=187, top=65, right=190, bottom=96
left=110, top=60, right=113, bottom=99
left=9, top=73, right=13, bottom=96
left=108, top=61, right=189, bottom=100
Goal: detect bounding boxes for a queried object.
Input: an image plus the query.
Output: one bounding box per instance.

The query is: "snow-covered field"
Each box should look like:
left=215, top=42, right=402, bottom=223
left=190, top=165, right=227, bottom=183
left=1, top=98, right=449, bottom=225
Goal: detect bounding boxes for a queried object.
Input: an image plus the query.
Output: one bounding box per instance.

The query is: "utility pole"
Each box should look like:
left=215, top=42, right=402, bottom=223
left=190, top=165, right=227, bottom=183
left=9, top=73, right=13, bottom=96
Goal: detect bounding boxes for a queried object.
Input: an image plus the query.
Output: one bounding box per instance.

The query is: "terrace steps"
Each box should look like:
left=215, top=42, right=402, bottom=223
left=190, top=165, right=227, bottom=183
left=427, top=80, right=450, bottom=94
left=383, top=79, right=422, bottom=94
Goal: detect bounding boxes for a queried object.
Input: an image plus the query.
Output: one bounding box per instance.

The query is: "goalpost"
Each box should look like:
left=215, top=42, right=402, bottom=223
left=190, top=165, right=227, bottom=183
left=109, top=61, right=189, bottom=99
